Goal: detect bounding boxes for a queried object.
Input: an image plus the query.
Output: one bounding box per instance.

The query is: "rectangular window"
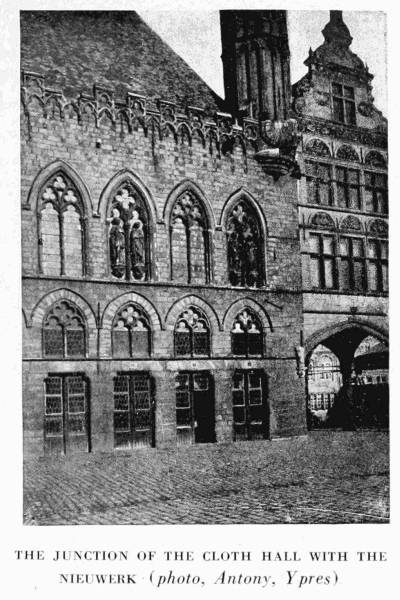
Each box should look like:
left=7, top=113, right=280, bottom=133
left=339, top=236, right=365, bottom=292
left=309, top=233, right=336, bottom=289
left=305, top=161, right=332, bottom=206
left=332, top=83, right=356, bottom=125
left=365, top=172, right=388, bottom=214
left=367, top=239, right=388, bottom=292
left=336, top=167, right=360, bottom=209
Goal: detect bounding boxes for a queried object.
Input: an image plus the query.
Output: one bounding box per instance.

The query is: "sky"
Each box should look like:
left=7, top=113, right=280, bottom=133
left=140, top=10, right=387, bottom=114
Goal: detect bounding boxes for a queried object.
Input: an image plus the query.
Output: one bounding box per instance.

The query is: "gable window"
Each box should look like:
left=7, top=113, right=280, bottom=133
left=364, top=172, right=388, bottom=214
left=309, top=232, right=336, bottom=289
left=43, top=300, right=86, bottom=358
left=38, top=173, right=85, bottom=277
left=174, top=307, right=210, bottom=357
left=170, top=191, right=209, bottom=284
left=336, top=167, right=361, bottom=209
left=108, top=183, right=150, bottom=281
left=231, top=310, right=263, bottom=356
left=332, top=83, right=356, bottom=125
left=305, top=161, right=333, bottom=205
left=226, top=201, right=264, bottom=287
left=112, top=304, right=151, bottom=358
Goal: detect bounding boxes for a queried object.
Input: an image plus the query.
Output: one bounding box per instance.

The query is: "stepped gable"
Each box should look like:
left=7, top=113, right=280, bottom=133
left=20, top=11, right=223, bottom=114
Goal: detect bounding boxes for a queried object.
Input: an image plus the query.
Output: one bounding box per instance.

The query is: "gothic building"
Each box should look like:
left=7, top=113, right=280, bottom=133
left=293, top=11, right=388, bottom=424
left=20, top=10, right=387, bottom=457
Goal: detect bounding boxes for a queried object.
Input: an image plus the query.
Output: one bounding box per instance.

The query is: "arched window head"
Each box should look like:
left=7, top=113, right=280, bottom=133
left=170, top=190, right=209, bottom=284
left=108, top=183, right=150, bottom=281
left=226, top=201, right=264, bottom=287
left=38, top=172, right=84, bottom=277
left=112, top=304, right=151, bottom=358
left=231, top=309, right=263, bottom=356
left=174, top=307, right=210, bottom=357
left=43, top=300, right=86, bottom=358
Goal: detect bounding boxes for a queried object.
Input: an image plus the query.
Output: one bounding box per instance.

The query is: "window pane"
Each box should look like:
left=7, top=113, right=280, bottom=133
left=113, top=329, right=130, bottom=357
left=193, top=331, right=209, bottom=355
left=336, top=167, right=346, bottom=182
left=323, top=236, right=334, bottom=254
left=368, top=262, right=379, bottom=291
left=349, top=187, right=360, bottom=209
left=364, top=188, right=374, bottom=212
left=248, top=332, right=263, bottom=355
left=175, top=331, right=191, bottom=355
left=306, top=178, right=317, bottom=204
left=333, top=97, right=344, bottom=122
left=345, top=100, right=356, bottom=125
left=382, top=264, right=388, bottom=291
left=340, top=238, right=349, bottom=255
left=131, top=330, right=150, bottom=357
left=381, top=242, right=388, bottom=259
left=66, top=329, right=85, bottom=356
left=375, top=174, right=387, bottom=188
left=324, top=258, right=335, bottom=288
left=44, top=328, right=64, bottom=356
left=305, top=161, right=315, bottom=175
left=368, top=240, right=378, bottom=258
left=232, top=332, right=247, bottom=355
left=310, top=257, right=320, bottom=288
left=340, top=259, right=351, bottom=289
left=318, top=164, right=330, bottom=181
left=353, top=261, right=365, bottom=291
left=337, top=183, right=347, bottom=208
left=347, top=170, right=359, bottom=185
left=319, top=182, right=331, bottom=205
left=309, top=234, right=320, bottom=253
left=332, top=83, right=342, bottom=96
left=344, top=86, right=355, bottom=99
left=352, top=239, right=363, bottom=257
left=364, top=172, right=373, bottom=186
left=376, top=190, right=387, bottom=213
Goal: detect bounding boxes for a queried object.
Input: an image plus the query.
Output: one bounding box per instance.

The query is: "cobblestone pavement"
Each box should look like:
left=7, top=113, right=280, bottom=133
left=23, top=431, right=389, bottom=525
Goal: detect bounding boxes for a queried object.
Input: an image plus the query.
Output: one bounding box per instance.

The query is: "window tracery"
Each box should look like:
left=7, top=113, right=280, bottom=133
left=174, top=307, right=210, bottom=356
left=38, top=172, right=84, bottom=277
left=112, top=303, right=151, bottom=357
left=231, top=310, right=263, bottom=356
left=43, top=300, right=86, bottom=357
left=170, top=191, right=209, bottom=283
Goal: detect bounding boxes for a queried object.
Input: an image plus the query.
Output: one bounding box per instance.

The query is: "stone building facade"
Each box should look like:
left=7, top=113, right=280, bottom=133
left=292, top=11, right=388, bottom=419
left=21, top=10, right=307, bottom=457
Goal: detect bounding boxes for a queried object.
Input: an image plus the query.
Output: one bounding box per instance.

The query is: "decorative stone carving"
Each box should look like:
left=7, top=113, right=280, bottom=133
left=310, top=212, right=335, bottom=230
left=107, top=184, right=149, bottom=281
left=369, top=219, right=388, bottom=237
left=305, top=138, right=331, bottom=157
left=336, top=144, right=359, bottom=162
left=254, top=119, right=301, bottom=178
left=298, top=115, right=387, bottom=150
left=364, top=151, right=386, bottom=169
left=358, top=101, right=374, bottom=117
left=341, top=215, right=362, bottom=232
left=226, top=201, right=264, bottom=288
left=313, top=89, right=330, bottom=106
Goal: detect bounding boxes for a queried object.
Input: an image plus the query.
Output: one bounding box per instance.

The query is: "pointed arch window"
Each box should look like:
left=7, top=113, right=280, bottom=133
left=38, top=173, right=85, bottom=277
left=231, top=310, right=263, bottom=356
left=226, top=200, right=264, bottom=287
left=170, top=191, right=209, bottom=284
left=108, top=183, right=150, bottom=281
left=43, top=300, right=86, bottom=358
left=112, top=304, right=151, bottom=358
left=174, top=307, right=210, bottom=357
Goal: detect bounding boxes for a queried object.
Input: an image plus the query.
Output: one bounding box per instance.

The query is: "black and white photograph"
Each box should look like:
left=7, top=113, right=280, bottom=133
left=18, top=6, right=389, bottom=527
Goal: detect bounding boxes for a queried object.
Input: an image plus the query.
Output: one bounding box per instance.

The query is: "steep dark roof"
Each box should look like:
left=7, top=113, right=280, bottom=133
left=20, top=11, right=223, bottom=113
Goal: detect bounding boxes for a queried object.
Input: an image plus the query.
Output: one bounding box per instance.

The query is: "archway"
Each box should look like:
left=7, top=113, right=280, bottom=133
left=305, top=322, right=388, bottom=430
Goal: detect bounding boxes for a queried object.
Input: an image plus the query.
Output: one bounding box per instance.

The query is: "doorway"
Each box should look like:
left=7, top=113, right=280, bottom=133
left=44, top=374, right=90, bottom=455
left=232, top=370, right=268, bottom=441
left=175, top=371, right=215, bottom=445
left=113, top=372, right=155, bottom=448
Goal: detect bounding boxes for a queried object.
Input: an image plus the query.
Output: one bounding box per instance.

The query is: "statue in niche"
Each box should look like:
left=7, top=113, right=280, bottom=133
left=109, top=208, right=125, bottom=278
left=227, top=203, right=262, bottom=287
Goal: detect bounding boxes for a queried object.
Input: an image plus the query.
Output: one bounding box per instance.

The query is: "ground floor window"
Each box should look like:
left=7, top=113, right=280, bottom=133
left=44, top=374, right=90, bottom=455
left=175, top=371, right=215, bottom=445
left=232, top=370, right=268, bottom=441
left=113, top=372, right=155, bottom=449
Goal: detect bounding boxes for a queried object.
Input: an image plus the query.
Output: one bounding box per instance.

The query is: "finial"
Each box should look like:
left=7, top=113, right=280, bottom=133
left=322, top=9, right=352, bottom=47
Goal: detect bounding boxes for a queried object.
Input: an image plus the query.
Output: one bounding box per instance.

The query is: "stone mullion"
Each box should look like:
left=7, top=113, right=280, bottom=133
left=186, top=219, right=192, bottom=284
left=59, top=204, right=65, bottom=276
